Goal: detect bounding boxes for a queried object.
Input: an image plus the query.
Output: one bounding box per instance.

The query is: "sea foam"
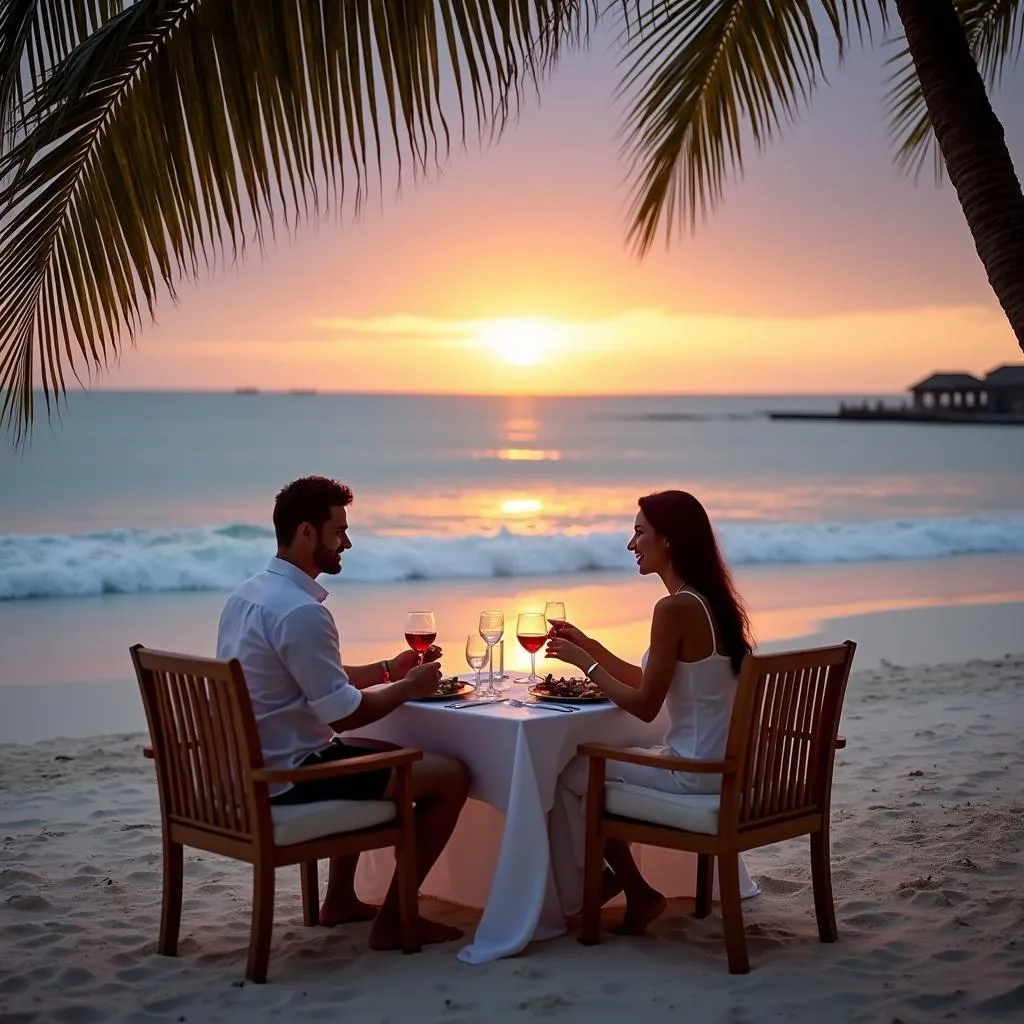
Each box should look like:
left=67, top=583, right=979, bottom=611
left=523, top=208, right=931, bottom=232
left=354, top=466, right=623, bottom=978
left=2, top=514, right=1023, bottom=601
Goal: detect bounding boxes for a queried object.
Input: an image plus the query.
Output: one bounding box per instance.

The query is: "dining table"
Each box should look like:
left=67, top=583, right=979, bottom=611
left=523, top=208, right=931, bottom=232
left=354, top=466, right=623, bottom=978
left=350, top=683, right=759, bottom=964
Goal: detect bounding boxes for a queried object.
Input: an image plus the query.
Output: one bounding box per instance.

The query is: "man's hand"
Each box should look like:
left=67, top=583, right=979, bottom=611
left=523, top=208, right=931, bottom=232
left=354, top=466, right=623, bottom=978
left=402, top=661, right=444, bottom=699
left=331, top=659, right=443, bottom=732
left=391, top=645, right=442, bottom=679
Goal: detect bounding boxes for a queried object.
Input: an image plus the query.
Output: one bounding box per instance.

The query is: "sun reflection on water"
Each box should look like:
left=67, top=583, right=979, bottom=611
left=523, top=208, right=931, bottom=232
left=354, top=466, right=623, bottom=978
left=502, top=416, right=539, bottom=444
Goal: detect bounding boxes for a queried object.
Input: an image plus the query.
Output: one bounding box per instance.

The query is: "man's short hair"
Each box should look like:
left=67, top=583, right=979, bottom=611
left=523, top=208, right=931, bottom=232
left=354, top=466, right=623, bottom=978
left=273, top=476, right=353, bottom=546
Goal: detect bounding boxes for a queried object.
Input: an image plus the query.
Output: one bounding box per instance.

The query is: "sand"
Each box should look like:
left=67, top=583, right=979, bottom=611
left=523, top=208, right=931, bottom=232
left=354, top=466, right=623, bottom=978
left=1, top=655, right=1022, bottom=1023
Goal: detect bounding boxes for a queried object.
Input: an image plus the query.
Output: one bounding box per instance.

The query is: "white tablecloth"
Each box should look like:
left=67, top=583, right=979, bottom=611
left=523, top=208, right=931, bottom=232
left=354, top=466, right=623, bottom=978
left=351, top=694, right=757, bottom=964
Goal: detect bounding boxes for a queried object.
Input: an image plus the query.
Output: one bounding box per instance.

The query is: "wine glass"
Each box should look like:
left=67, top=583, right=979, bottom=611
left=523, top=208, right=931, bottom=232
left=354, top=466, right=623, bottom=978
left=544, top=601, right=566, bottom=634
left=515, top=612, right=548, bottom=685
left=465, top=635, right=488, bottom=693
left=478, top=610, right=504, bottom=697
left=404, top=611, right=436, bottom=665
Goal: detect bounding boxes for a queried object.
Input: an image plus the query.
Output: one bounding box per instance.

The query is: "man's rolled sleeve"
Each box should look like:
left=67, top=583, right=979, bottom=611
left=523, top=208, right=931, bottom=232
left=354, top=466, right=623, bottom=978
left=275, top=603, right=362, bottom=725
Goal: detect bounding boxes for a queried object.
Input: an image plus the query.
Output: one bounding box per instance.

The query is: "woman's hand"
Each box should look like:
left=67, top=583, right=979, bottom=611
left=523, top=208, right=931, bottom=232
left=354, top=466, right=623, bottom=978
left=547, top=620, right=592, bottom=648
left=390, top=645, right=442, bottom=679
left=544, top=636, right=590, bottom=672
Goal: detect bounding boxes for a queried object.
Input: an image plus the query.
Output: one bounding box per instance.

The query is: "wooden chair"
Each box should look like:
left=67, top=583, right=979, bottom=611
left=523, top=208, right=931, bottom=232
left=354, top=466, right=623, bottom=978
left=577, top=640, right=856, bottom=973
left=131, top=644, right=422, bottom=982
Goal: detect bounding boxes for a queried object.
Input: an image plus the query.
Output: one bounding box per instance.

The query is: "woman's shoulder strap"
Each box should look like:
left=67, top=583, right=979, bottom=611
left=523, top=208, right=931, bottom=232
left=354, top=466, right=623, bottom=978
left=678, top=589, right=719, bottom=655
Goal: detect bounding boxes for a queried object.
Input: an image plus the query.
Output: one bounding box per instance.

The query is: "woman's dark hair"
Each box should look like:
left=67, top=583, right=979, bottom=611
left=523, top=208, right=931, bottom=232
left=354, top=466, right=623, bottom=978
left=273, top=476, right=353, bottom=546
left=637, top=490, right=753, bottom=674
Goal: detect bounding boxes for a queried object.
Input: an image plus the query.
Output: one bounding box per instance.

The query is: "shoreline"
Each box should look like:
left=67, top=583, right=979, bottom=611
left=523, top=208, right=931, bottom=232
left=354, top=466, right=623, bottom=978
left=3, top=554, right=1023, bottom=745
left=2, top=602, right=1022, bottom=747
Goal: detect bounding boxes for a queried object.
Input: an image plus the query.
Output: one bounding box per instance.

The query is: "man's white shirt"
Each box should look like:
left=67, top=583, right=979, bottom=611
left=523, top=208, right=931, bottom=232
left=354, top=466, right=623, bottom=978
left=216, top=556, right=362, bottom=794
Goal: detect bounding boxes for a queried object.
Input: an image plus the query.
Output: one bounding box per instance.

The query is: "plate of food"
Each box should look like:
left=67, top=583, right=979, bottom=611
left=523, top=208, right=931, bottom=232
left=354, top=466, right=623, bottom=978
left=528, top=674, right=608, bottom=703
left=410, top=675, right=476, bottom=701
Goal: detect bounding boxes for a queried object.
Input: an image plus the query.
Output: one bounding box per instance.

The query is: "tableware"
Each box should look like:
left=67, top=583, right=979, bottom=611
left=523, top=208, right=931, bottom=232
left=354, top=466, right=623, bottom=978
left=478, top=610, right=504, bottom=697
left=515, top=612, right=547, bottom=684
left=405, top=610, right=436, bottom=665
left=411, top=683, right=476, bottom=702
left=446, top=698, right=510, bottom=710
left=527, top=683, right=609, bottom=704
left=507, top=698, right=577, bottom=713
left=465, top=634, right=488, bottom=691
left=544, top=602, right=566, bottom=631
left=490, top=640, right=510, bottom=691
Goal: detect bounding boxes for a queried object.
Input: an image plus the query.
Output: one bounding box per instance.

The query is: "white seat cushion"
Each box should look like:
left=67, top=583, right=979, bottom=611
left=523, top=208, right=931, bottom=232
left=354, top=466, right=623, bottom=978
left=602, top=782, right=720, bottom=835
left=271, top=800, right=397, bottom=846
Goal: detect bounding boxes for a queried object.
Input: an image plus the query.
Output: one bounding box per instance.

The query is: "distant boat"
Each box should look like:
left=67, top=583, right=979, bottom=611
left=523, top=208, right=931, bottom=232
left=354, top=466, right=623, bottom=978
left=234, top=387, right=259, bottom=395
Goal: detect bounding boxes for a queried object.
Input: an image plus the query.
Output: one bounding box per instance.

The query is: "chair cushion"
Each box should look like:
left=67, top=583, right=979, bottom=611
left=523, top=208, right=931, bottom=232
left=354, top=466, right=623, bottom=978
left=602, top=782, right=721, bottom=835
left=271, top=799, right=397, bottom=846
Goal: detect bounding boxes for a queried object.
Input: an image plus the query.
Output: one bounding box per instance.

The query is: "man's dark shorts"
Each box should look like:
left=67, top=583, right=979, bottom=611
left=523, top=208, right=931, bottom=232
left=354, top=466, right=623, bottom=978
left=269, top=739, right=392, bottom=805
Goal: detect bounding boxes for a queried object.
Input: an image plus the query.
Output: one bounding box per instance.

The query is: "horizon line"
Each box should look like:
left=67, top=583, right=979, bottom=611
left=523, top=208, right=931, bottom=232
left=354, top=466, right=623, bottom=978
left=60, top=387, right=908, bottom=398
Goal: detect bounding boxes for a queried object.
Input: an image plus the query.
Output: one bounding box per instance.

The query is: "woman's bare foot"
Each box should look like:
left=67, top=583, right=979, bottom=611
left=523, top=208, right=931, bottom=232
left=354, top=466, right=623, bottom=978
left=368, top=915, right=464, bottom=951
left=612, top=889, right=667, bottom=935
left=318, top=897, right=379, bottom=927
left=602, top=867, right=624, bottom=905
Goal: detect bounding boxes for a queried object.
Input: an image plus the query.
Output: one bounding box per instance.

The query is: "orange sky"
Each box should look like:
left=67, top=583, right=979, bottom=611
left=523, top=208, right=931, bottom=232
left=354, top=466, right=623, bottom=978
left=102, top=32, right=1023, bottom=396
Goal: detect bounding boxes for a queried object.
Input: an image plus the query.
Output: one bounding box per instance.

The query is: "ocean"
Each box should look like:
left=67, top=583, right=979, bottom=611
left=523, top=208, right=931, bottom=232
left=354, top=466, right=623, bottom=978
left=3, top=391, right=1023, bottom=599
left=2, top=390, right=1023, bottom=742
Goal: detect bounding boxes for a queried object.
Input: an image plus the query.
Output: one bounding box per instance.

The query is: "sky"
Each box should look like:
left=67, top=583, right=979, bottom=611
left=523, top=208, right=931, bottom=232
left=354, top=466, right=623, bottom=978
left=101, top=14, right=1024, bottom=396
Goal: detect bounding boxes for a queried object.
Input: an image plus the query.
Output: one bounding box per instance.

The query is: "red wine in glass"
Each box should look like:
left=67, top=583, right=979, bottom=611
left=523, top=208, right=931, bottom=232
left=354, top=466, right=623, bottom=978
left=404, top=631, right=437, bottom=654
left=515, top=612, right=548, bottom=684
left=517, top=634, right=546, bottom=654
left=404, top=611, right=436, bottom=664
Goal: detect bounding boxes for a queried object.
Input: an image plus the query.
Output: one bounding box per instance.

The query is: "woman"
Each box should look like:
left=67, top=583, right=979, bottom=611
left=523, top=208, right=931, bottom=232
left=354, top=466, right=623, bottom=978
left=546, top=489, right=755, bottom=934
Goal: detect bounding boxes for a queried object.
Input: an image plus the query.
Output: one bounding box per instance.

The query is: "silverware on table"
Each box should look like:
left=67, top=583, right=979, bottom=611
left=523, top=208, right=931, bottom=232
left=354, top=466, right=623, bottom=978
left=507, top=698, right=578, bottom=713
left=445, top=698, right=510, bottom=709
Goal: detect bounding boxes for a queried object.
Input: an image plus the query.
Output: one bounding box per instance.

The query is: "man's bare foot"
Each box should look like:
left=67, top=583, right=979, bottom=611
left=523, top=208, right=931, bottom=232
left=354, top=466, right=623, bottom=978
left=612, top=890, right=667, bottom=936
left=368, top=915, right=464, bottom=951
left=318, top=897, right=378, bottom=927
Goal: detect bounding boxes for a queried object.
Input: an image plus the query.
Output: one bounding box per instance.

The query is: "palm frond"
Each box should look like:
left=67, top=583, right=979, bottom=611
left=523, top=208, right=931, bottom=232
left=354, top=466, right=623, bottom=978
left=617, top=0, right=888, bottom=254
left=0, top=0, right=126, bottom=145
left=885, top=0, right=1024, bottom=182
left=0, top=0, right=590, bottom=444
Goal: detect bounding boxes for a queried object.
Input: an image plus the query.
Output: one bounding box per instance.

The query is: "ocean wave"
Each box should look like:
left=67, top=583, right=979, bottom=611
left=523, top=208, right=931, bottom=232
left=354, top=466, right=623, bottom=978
left=1, top=515, right=1023, bottom=601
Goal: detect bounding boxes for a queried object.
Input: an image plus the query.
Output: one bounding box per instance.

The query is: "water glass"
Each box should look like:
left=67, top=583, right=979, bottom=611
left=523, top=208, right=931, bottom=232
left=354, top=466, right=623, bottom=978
left=466, top=634, right=488, bottom=694
left=490, top=640, right=511, bottom=692
left=478, top=610, right=504, bottom=695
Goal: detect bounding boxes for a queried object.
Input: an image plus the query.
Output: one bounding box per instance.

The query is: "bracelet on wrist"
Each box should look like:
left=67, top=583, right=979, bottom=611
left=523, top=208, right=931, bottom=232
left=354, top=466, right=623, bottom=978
left=381, top=659, right=392, bottom=683
left=585, top=661, right=600, bottom=678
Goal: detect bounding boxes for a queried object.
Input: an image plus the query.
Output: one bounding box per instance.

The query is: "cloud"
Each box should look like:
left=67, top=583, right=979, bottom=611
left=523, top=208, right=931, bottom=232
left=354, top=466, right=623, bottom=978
left=308, top=314, right=478, bottom=338
left=306, top=309, right=676, bottom=352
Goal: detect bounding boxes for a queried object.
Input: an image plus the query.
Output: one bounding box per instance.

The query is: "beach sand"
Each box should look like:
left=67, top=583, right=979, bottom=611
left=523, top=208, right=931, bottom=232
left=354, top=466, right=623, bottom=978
left=2, top=654, right=1022, bottom=1023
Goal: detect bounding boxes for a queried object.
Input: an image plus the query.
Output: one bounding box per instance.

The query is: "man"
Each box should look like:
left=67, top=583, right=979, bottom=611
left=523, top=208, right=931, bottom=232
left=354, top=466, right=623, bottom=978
left=217, top=475, right=469, bottom=950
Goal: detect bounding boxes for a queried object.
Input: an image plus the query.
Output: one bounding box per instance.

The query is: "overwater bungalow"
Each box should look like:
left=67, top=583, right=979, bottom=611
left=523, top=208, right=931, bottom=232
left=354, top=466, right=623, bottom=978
left=768, top=363, right=1024, bottom=426
left=910, top=366, right=1024, bottom=416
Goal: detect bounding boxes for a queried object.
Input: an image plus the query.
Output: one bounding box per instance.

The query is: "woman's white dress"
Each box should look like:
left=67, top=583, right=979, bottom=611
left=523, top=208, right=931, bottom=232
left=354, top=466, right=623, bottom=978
left=550, top=590, right=758, bottom=914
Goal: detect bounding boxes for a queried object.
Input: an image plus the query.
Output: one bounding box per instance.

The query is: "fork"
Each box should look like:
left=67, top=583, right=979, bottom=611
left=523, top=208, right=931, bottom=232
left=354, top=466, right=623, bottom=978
left=508, top=698, right=578, bottom=713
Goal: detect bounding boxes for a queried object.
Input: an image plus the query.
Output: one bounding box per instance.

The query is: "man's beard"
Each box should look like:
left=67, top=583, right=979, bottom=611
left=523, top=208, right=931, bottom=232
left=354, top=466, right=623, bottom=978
left=312, top=540, right=342, bottom=575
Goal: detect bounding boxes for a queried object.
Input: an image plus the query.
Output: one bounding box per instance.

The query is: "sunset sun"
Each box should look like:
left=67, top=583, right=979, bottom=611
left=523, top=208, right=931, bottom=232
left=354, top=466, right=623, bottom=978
left=479, top=318, right=558, bottom=366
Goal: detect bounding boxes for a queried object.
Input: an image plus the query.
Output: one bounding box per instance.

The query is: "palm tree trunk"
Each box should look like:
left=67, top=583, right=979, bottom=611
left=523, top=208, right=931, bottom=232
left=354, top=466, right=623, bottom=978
left=894, top=0, right=1024, bottom=353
